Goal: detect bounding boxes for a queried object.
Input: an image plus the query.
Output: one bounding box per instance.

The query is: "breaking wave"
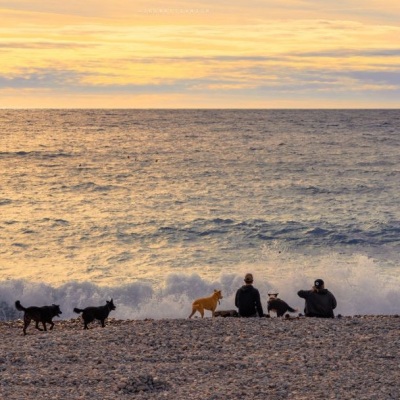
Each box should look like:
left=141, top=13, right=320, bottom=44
left=1, top=255, right=399, bottom=321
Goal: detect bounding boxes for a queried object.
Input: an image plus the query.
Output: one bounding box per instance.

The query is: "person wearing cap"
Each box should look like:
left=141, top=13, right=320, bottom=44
left=297, top=279, right=337, bottom=318
left=235, top=273, right=264, bottom=317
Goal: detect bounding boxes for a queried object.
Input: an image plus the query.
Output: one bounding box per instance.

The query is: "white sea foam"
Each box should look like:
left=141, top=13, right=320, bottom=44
left=1, top=252, right=398, bottom=320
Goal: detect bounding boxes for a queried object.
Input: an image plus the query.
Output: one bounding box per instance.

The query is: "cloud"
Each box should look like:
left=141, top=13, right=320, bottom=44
left=0, top=69, right=89, bottom=89
left=2, top=0, right=400, bottom=24
left=1, top=2, right=400, bottom=107
left=0, top=42, right=95, bottom=50
left=347, top=71, right=400, bottom=87
left=292, top=49, right=400, bottom=58
left=2, top=62, right=399, bottom=99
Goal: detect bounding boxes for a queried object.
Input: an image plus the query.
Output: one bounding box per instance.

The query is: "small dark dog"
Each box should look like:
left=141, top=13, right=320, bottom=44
left=15, top=300, right=62, bottom=335
left=267, top=293, right=298, bottom=317
left=214, top=309, right=239, bottom=318
left=73, top=299, right=116, bottom=329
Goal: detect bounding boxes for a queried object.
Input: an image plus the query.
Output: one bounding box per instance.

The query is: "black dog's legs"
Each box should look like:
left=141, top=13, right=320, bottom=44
left=35, top=320, right=44, bottom=331
left=101, top=319, right=105, bottom=327
left=23, top=317, right=31, bottom=335
left=49, top=321, right=54, bottom=330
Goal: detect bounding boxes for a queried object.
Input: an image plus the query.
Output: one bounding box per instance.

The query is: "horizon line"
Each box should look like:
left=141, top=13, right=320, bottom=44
left=1, top=107, right=399, bottom=111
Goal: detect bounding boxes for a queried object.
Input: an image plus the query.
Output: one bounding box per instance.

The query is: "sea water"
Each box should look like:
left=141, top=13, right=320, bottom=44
left=0, top=109, right=399, bottom=319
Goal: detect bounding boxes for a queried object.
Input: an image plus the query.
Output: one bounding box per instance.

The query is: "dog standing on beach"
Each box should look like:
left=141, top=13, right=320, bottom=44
left=73, top=299, right=116, bottom=329
left=15, top=300, right=62, bottom=335
left=267, top=293, right=298, bottom=317
left=188, top=290, right=223, bottom=318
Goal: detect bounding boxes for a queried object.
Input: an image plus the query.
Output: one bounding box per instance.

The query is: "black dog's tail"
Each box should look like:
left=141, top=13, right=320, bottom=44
left=15, top=300, right=26, bottom=312
left=287, top=306, right=298, bottom=313
left=73, top=308, right=84, bottom=314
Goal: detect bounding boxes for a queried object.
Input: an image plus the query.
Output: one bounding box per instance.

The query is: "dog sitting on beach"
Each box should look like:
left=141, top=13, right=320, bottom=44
left=15, top=300, right=62, bottom=335
left=73, top=299, right=116, bottom=329
left=214, top=309, right=239, bottom=318
left=267, top=293, right=298, bottom=317
left=188, top=290, right=223, bottom=318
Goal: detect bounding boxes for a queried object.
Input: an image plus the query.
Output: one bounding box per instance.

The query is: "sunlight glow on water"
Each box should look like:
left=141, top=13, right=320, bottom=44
left=0, top=110, right=399, bottom=317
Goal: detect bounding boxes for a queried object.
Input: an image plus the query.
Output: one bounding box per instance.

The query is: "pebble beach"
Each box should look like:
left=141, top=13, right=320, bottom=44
left=1, top=315, right=399, bottom=399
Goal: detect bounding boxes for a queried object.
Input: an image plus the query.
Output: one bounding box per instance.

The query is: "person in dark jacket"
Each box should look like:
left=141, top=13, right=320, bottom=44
left=297, top=279, right=337, bottom=318
left=235, top=273, right=264, bottom=317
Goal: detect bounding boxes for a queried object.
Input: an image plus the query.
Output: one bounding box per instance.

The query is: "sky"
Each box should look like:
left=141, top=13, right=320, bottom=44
left=1, top=0, right=400, bottom=108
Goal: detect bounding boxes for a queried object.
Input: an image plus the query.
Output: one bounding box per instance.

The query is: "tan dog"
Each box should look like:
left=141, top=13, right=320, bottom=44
left=188, top=289, right=223, bottom=318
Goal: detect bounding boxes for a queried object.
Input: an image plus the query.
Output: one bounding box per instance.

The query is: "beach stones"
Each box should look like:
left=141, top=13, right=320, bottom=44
left=0, top=316, right=399, bottom=399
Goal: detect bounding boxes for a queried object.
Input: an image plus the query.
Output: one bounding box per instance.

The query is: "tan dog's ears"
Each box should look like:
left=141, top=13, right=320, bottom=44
left=214, top=289, right=217, bottom=292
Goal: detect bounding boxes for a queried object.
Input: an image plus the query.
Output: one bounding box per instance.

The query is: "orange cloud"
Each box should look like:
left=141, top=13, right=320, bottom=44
left=1, top=1, right=400, bottom=108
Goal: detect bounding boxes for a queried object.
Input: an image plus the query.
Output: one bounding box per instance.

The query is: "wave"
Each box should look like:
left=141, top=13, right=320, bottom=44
left=148, top=218, right=400, bottom=248
left=68, top=182, right=121, bottom=192
left=1, top=257, right=399, bottom=321
left=0, top=199, right=12, bottom=206
left=0, top=151, right=73, bottom=159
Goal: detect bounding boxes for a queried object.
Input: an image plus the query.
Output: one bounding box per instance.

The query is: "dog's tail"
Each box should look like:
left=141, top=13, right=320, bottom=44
left=287, top=306, right=298, bottom=313
left=73, top=308, right=84, bottom=314
left=15, top=300, right=26, bottom=312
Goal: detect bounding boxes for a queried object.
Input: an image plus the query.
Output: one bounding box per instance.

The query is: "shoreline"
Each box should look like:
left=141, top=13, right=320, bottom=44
left=1, top=315, right=399, bottom=399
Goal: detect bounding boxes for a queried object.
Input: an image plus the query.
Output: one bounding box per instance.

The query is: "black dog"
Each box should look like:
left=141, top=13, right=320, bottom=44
left=73, top=299, right=116, bottom=329
left=267, top=293, right=297, bottom=317
left=15, top=300, right=62, bottom=335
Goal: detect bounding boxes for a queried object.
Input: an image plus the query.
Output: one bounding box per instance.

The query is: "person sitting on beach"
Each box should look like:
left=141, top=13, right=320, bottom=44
left=297, top=279, right=337, bottom=318
left=235, top=273, right=264, bottom=317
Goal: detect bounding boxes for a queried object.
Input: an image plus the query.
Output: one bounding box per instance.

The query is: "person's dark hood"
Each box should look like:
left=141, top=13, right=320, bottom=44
left=240, top=285, right=254, bottom=292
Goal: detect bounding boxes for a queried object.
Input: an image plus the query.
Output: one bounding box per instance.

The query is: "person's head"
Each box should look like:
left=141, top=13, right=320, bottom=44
left=244, top=273, right=254, bottom=284
left=313, top=279, right=325, bottom=290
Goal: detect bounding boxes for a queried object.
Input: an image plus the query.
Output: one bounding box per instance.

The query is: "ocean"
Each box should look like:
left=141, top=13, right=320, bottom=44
left=1, top=109, right=399, bottom=319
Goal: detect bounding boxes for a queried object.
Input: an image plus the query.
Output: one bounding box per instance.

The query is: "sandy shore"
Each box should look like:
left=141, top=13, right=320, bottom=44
left=1, top=315, right=399, bottom=399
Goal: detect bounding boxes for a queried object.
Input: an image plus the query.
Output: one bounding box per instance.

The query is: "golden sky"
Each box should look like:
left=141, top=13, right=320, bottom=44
left=1, top=0, right=400, bottom=108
